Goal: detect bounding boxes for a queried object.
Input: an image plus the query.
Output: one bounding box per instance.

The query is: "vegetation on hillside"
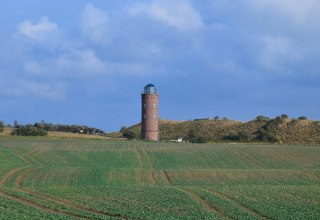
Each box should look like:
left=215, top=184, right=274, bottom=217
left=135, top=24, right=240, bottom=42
left=120, top=115, right=320, bottom=144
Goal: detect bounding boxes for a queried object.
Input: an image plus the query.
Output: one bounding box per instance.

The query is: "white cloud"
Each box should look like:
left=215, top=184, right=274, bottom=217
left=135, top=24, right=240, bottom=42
left=24, top=50, right=107, bottom=78
left=24, top=49, right=164, bottom=79
left=259, top=36, right=300, bottom=70
left=130, top=0, right=203, bottom=31
left=19, top=17, right=58, bottom=42
left=0, top=72, right=64, bottom=99
left=247, top=0, right=320, bottom=26
left=81, top=3, right=110, bottom=44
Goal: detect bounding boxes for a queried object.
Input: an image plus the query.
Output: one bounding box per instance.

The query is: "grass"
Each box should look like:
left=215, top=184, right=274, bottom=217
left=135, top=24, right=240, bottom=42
left=0, top=136, right=319, bottom=219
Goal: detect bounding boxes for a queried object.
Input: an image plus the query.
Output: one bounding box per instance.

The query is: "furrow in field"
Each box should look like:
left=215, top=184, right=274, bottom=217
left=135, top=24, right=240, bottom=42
left=204, top=188, right=270, bottom=220
left=135, top=170, right=142, bottom=184
left=231, top=147, right=270, bottom=169
left=16, top=188, right=143, bottom=220
left=24, top=149, right=38, bottom=157
left=14, top=149, right=44, bottom=166
left=142, top=149, right=155, bottom=169
left=307, top=172, right=320, bottom=180
left=0, top=189, right=95, bottom=220
left=178, top=188, right=234, bottom=220
left=134, top=145, right=144, bottom=169
left=29, top=149, right=46, bottom=166
left=149, top=170, right=156, bottom=185
left=0, top=167, right=28, bottom=187
left=161, top=170, right=172, bottom=185
left=15, top=168, right=35, bottom=187
left=12, top=151, right=33, bottom=165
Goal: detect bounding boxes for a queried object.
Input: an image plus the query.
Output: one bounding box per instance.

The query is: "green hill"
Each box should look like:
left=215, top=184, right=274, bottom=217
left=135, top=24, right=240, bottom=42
left=119, top=116, right=320, bottom=144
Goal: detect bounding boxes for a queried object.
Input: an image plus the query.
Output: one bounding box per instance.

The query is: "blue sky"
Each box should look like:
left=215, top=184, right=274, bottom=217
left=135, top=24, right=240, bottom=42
left=0, top=0, right=319, bottom=131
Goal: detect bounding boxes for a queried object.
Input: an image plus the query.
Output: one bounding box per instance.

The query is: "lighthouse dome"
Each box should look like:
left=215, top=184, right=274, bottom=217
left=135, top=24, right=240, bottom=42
left=143, top=84, right=157, bottom=94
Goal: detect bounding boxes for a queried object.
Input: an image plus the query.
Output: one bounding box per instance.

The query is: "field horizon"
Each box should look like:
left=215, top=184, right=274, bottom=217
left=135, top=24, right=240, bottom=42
left=0, top=136, right=320, bottom=219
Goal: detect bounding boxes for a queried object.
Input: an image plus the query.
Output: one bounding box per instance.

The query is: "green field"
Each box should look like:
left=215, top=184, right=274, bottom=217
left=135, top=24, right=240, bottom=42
left=0, top=137, right=319, bottom=219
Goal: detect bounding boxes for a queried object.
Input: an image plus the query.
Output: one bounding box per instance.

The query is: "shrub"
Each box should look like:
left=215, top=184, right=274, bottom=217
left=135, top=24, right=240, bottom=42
left=298, top=116, right=307, bottom=120
left=0, top=121, right=4, bottom=132
left=120, top=126, right=127, bottom=132
left=122, top=129, right=138, bottom=140
left=224, top=131, right=250, bottom=142
left=186, top=129, right=197, bottom=143
left=255, top=115, right=270, bottom=122
left=195, top=137, right=210, bottom=143
left=12, top=125, right=48, bottom=136
left=256, top=116, right=285, bottom=143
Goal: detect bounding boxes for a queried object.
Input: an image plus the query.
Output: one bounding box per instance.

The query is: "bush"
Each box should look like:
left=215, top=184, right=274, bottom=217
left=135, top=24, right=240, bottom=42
left=122, top=129, right=138, bottom=140
left=0, top=121, right=4, bottom=132
left=298, top=116, right=307, bottom=120
left=224, top=131, right=250, bottom=142
left=256, top=116, right=285, bottom=143
left=120, top=126, right=127, bottom=132
left=255, top=115, right=270, bottom=122
left=195, top=137, right=210, bottom=143
left=12, top=125, right=48, bottom=136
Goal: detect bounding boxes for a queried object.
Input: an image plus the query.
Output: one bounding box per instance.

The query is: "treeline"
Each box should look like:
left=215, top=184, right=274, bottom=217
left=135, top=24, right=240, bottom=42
left=1, top=120, right=105, bottom=137
left=32, top=122, right=105, bottom=135
left=12, top=125, right=48, bottom=136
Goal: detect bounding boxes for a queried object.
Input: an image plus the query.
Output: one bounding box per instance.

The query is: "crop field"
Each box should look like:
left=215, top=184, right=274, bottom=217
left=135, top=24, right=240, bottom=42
left=0, top=137, right=319, bottom=219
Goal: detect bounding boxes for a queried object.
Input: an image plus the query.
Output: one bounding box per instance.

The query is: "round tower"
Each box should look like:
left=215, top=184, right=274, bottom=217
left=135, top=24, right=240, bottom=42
left=141, top=84, right=159, bottom=141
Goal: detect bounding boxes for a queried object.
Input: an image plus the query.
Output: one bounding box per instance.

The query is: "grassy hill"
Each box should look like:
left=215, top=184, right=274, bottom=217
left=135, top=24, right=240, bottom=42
left=118, top=116, right=320, bottom=144
left=0, top=137, right=320, bottom=219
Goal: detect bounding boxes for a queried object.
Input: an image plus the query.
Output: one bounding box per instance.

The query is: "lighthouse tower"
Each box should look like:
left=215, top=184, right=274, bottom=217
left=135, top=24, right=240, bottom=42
left=141, top=84, right=159, bottom=141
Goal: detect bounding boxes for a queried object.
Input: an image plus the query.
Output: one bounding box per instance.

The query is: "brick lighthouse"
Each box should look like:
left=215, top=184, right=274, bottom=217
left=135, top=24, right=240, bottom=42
left=141, top=84, right=159, bottom=141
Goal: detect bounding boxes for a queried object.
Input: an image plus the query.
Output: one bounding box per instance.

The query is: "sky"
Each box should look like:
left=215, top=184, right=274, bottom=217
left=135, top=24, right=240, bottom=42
left=0, top=0, right=320, bottom=132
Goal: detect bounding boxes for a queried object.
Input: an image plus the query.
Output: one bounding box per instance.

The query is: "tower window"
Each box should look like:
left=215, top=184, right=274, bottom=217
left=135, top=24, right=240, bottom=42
left=153, top=104, right=156, bottom=108
left=153, top=114, right=156, bottom=119
left=144, top=115, right=146, bottom=119
left=144, top=104, right=146, bottom=108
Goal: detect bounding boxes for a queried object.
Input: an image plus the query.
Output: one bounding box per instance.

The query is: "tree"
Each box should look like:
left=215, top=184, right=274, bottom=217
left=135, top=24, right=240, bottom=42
left=0, top=121, right=4, bottom=132
left=187, top=129, right=197, bottom=142
left=120, top=126, right=127, bottom=132
left=298, top=116, right=307, bottom=120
